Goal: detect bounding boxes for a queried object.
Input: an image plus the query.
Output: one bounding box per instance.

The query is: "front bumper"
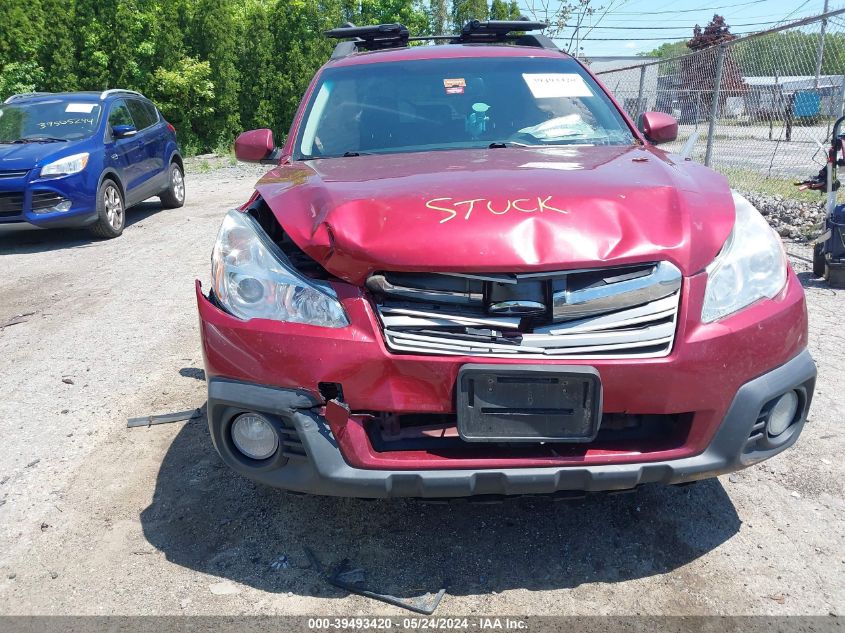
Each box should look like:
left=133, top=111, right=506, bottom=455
left=0, top=171, right=98, bottom=227
left=206, top=349, right=816, bottom=497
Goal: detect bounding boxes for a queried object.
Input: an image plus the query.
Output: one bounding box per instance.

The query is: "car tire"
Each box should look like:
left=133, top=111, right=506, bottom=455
left=812, top=243, right=826, bottom=278
left=159, top=162, right=185, bottom=209
left=90, top=179, right=125, bottom=239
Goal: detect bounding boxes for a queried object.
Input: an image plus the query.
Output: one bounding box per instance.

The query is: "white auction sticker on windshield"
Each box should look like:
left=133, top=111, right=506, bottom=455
left=523, top=73, right=593, bottom=98
left=65, top=103, right=96, bottom=113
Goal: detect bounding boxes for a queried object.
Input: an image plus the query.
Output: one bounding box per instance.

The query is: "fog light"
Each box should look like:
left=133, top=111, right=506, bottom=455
left=768, top=391, right=799, bottom=437
left=52, top=199, right=72, bottom=213
left=231, top=413, right=278, bottom=460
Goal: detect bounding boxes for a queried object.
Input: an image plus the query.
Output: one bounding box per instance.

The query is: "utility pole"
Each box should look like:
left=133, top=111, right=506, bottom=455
left=814, top=0, right=829, bottom=90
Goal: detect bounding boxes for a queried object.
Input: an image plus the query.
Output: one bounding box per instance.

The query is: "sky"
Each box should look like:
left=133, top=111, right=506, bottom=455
left=518, top=0, right=836, bottom=57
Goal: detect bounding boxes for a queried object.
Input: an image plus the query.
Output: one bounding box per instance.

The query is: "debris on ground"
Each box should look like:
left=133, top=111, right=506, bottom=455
left=208, top=581, right=241, bottom=596
left=61, top=377, right=74, bottom=385
left=270, top=554, right=290, bottom=571
left=304, top=547, right=445, bottom=615
left=0, top=312, right=36, bottom=330
left=127, top=408, right=202, bottom=429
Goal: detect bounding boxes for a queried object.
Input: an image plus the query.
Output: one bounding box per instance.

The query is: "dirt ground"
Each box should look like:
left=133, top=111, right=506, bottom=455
left=0, top=160, right=842, bottom=617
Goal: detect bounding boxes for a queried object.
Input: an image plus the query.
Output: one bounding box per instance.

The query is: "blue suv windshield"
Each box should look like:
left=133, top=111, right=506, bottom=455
left=0, top=99, right=103, bottom=143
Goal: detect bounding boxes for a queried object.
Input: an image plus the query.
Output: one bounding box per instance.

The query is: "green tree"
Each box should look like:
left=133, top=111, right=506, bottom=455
left=430, top=0, right=448, bottom=33
left=238, top=0, right=279, bottom=131
left=490, top=0, right=520, bottom=20
left=0, top=0, right=44, bottom=65
left=640, top=40, right=687, bottom=60
left=151, top=56, right=215, bottom=153
left=191, top=0, right=242, bottom=145
left=37, top=0, right=79, bottom=91
left=452, top=0, right=487, bottom=29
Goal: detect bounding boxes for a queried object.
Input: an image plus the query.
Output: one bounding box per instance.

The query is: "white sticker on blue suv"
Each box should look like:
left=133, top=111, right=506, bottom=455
left=65, top=103, right=97, bottom=114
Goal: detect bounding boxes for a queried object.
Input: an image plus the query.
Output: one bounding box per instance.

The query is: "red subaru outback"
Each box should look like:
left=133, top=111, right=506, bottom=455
left=196, top=21, right=816, bottom=498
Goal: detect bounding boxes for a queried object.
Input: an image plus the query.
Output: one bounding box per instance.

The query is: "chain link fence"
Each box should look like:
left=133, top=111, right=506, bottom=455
left=589, top=9, right=845, bottom=198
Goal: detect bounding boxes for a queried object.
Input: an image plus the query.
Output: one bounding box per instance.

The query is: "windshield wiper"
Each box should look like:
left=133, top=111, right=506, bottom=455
left=488, top=141, right=531, bottom=148
left=0, top=137, right=68, bottom=144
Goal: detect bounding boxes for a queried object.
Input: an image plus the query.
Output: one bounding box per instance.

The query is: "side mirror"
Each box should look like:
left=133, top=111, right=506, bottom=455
left=639, top=112, right=678, bottom=144
left=235, top=129, right=280, bottom=164
left=112, top=124, right=137, bottom=139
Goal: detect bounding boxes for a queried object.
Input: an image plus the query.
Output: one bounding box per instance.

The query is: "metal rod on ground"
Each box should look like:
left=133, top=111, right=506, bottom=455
left=814, top=0, right=830, bottom=91
left=704, top=45, right=726, bottom=167
left=636, top=64, right=647, bottom=120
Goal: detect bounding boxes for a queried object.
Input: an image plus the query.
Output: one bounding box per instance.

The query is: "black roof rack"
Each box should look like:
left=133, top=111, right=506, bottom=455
left=325, top=22, right=410, bottom=58
left=326, top=17, right=556, bottom=59
left=459, top=18, right=547, bottom=42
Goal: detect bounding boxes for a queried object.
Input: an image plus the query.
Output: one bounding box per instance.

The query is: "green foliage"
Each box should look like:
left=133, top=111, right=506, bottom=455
left=489, top=0, right=520, bottom=20
left=452, top=0, right=487, bottom=28
left=0, top=61, right=46, bottom=96
left=0, top=0, right=432, bottom=153
left=640, top=41, right=687, bottom=60
left=151, top=57, right=215, bottom=154
left=735, top=31, right=845, bottom=77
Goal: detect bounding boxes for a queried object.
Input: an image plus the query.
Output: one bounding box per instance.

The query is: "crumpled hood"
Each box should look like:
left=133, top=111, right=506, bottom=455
left=255, top=145, right=734, bottom=285
left=0, top=140, right=83, bottom=171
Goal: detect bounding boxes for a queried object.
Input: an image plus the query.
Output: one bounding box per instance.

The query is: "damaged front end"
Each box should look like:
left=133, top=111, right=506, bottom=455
left=196, top=190, right=814, bottom=498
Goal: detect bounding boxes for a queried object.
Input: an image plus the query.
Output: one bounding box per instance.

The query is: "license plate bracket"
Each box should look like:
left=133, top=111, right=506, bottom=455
left=456, top=365, right=602, bottom=443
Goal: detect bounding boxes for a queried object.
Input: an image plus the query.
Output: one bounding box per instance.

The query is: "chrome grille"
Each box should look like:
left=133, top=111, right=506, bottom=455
left=0, top=169, right=29, bottom=179
left=371, top=262, right=682, bottom=359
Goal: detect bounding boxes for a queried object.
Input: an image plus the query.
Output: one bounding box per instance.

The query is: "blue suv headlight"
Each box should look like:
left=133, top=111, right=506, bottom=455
left=40, top=152, right=90, bottom=177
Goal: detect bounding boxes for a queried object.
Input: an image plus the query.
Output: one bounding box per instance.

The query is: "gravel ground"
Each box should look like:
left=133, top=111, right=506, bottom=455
left=0, top=161, right=842, bottom=617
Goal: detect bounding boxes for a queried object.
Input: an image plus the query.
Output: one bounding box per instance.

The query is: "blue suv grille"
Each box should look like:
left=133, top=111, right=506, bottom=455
left=0, top=192, right=24, bottom=217
left=0, top=169, right=29, bottom=179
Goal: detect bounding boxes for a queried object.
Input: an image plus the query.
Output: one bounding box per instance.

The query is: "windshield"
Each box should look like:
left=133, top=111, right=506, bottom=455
left=295, top=55, right=634, bottom=159
left=0, top=99, right=103, bottom=143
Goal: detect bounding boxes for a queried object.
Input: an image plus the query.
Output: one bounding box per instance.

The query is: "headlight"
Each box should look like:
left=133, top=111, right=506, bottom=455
left=40, top=152, right=89, bottom=177
left=211, top=209, right=349, bottom=327
left=701, top=192, right=787, bottom=323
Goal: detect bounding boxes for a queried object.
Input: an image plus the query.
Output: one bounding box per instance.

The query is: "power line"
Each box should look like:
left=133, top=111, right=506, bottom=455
left=580, top=32, right=756, bottom=41
left=772, top=0, right=813, bottom=25
left=575, top=19, right=812, bottom=30
left=522, top=0, right=771, bottom=17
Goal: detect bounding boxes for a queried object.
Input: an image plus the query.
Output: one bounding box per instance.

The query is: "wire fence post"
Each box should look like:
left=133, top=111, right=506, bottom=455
left=814, top=0, right=829, bottom=90
left=695, top=92, right=701, bottom=131
left=704, top=44, right=726, bottom=168
left=636, top=64, right=647, bottom=120
left=839, top=75, right=845, bottom=118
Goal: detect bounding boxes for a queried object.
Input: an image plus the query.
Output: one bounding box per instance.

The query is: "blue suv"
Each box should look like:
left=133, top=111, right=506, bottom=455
left=0, top=90, right=184, bottom=238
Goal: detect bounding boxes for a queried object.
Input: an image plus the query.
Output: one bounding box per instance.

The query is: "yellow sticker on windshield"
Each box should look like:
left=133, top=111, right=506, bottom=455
left=523, top=73, right=593, bottom=99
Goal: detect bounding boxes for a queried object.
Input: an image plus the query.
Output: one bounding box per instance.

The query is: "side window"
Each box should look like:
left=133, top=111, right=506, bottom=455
left=127, top=100, right=156, bottom=130
left=142, top=101, right=160, bottom=126
left=108, top=100, right=135, bottom=129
